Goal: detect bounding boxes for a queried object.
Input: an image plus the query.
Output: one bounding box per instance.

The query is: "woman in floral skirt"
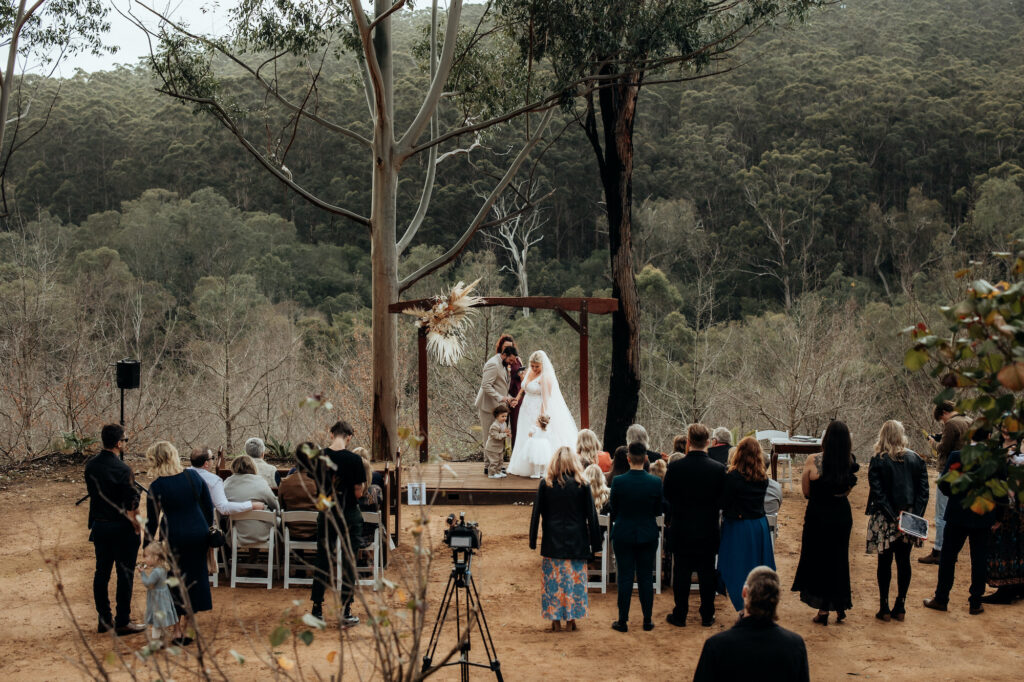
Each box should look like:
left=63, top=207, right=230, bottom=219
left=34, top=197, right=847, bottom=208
left=529, top=447, right=602, bottom=631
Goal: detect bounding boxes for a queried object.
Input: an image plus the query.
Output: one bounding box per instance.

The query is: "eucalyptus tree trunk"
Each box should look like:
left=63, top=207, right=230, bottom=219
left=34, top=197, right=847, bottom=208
left=594, top=74, right=643, bottom=451
left=370, top=0, right=399, bottom=463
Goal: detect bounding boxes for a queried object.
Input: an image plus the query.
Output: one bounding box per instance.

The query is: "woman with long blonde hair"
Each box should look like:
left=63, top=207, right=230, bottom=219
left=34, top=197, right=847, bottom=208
left=144, top=441, right=215, bottom=645
left=528, top=446, right=602, bottom=632
left=718, top=437, right=776, bottom=613
left=582, top=464, right=610, bottom=513
left=865, top=420, right=928, bottom=622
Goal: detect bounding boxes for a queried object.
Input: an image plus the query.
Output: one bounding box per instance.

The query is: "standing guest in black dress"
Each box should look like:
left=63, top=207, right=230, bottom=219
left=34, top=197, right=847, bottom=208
left=144, top=440, right=214, bottom=646
left=663, top=423, right=726, bottom=627
left=85, top=423, right=145, bottom=636
left=609, top=442, right=664, bottom=632
left=307, top=420, right=367, bottom=627
left=865, top=420, right=928, bottom=622
left=791, top=420, right=860, bottom=625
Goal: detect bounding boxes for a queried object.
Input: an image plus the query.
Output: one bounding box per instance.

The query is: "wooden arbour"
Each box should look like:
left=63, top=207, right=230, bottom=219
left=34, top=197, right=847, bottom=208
left=388, top=296, right=618, bottom=462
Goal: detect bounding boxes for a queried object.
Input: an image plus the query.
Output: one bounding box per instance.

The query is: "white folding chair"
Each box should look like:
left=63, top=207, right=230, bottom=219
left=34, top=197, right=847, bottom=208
left=586, top=514, right=611, bottom=594
left=356, top=511, right=383, bottom=590
left=282, top=510, right=319, bottom=588
left=229, top=510, right=278, bottom=589
left=654, top=515, right=664, bottom=594
left=767, top=513, right=779, bottom=546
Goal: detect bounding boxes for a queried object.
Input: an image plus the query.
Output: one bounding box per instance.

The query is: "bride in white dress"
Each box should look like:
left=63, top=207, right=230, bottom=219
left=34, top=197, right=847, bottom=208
left=506, top=350, right=578, bottom=477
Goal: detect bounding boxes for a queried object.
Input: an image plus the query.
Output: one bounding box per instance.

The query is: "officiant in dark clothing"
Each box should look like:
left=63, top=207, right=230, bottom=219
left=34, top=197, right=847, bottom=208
left=497, top=335, right=524, bottom=446
left=663, top=423, right=726, bottom=627
left=84, top=424, right=145, bottom=635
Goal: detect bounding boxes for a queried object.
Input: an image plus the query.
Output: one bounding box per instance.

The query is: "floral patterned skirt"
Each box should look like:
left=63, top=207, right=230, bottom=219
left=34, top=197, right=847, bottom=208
left=541, top=558, right=588, bottom=621
left=866, top=512, right=923, bottom=554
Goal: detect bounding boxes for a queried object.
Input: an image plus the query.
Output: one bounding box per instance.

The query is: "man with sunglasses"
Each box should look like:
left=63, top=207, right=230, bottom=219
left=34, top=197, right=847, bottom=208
left=84, top=424, right=145, bottom=636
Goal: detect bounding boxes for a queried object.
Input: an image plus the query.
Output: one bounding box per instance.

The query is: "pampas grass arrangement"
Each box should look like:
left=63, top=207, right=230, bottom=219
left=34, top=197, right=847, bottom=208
left=402, top=279, right=484, bottom=366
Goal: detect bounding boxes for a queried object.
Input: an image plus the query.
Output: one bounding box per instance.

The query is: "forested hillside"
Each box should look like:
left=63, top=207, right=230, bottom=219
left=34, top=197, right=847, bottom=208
left=1, top=0, right=1023, bottom=461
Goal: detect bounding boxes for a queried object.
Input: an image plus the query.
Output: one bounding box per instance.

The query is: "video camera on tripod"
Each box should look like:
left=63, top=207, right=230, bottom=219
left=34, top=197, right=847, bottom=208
left=444, top=512, right=482, bottom=550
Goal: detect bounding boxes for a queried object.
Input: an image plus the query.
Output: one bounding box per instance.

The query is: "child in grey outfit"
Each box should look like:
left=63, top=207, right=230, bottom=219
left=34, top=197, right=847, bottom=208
left=485, top=404, right=511, bottom=479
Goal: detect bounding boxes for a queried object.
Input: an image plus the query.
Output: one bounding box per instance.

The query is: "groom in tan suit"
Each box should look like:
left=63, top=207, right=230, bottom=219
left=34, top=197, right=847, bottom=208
left=476, top=346, right=514, bottom=440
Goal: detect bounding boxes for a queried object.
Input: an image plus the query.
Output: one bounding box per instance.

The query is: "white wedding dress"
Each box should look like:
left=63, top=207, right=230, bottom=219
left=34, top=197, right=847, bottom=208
left=506, top=353, right=578, bottom=477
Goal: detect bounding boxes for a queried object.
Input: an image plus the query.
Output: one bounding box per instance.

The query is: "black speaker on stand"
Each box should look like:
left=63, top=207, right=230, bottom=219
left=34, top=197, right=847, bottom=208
left=115, top=359, right=140, bottom=459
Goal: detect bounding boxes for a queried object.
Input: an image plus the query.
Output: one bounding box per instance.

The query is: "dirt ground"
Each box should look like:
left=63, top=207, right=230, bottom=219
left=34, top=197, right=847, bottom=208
left=1, top=461, right=1021, bottom=681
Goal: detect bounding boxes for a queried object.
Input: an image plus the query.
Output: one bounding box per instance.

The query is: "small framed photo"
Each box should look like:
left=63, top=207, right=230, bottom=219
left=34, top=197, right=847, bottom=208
left=407, top=482, right=427, bottom=506
left=898, top=511, right=929, bottom=539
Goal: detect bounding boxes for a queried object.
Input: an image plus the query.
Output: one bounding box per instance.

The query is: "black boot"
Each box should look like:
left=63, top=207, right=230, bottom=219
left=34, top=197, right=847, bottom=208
left=891, top=597, right=906, bottom=622
left=876, top=599, right=891, bottom=622
left=980, top=587, right=1018, bottom=605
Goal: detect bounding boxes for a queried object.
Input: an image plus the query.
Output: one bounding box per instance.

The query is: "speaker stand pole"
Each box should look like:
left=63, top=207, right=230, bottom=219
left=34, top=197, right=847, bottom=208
left=119, top=388, right=125, bottom=461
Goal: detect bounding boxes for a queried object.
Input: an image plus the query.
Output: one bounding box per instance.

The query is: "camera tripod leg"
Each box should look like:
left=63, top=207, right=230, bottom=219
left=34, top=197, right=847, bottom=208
left=466, top=574, right=503, bottom=681
left=422, top=570, right=457, bottom=671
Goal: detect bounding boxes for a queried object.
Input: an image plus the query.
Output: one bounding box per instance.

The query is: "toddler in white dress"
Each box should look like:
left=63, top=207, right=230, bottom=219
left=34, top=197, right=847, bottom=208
left=523, top=415, right=552, bottom=478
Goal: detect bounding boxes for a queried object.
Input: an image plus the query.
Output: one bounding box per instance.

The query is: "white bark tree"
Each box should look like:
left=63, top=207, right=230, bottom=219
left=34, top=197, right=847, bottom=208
left=131, top=0, right=557, bottom=460
left=484, top=184, right=546, bottom=316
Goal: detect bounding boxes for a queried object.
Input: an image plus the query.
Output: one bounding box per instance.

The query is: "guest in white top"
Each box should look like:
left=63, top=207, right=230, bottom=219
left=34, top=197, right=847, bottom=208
left=223, top=455, right=279, bottom=545
left=188, top=448, right=265, bottom=516
left=244, top=437, right=280, bottom=489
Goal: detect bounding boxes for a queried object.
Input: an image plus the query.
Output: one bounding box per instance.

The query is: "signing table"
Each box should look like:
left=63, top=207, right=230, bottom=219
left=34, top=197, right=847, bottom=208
left=768, top=436, right=822, bottom=481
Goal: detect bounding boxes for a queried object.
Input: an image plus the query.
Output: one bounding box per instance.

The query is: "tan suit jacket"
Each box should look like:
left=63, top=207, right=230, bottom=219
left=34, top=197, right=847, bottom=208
left=475, top=354, right=510, bottom=413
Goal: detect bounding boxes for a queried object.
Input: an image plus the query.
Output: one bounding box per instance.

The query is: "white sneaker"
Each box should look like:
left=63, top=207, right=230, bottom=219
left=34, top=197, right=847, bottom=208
left=496, top=472, right=507, bottom=478
left=488, top=473, right=501, bottom=479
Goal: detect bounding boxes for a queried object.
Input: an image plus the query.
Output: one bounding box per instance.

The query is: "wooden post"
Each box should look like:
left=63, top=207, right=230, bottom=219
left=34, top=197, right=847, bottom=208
left=580, top=300, right=589, bottom=429
left=418, top=325, right=428, bottom=463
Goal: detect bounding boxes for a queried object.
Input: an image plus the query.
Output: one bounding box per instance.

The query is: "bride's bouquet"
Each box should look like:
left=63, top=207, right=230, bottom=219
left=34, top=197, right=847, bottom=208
left=402, top=278, right=484, bottom=366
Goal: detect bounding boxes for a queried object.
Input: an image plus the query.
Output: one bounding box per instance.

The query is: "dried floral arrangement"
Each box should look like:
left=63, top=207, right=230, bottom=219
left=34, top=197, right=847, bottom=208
left=402, top=279, right=484, bottom=365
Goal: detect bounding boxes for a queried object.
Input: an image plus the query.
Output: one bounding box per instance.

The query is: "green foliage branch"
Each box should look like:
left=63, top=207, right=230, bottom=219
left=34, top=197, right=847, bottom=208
left=905, top=258, right=1024, bottom=515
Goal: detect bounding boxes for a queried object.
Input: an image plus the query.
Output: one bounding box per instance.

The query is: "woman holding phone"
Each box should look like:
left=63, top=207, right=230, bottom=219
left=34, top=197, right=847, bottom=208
left=864, top=420, right=929, bottom=623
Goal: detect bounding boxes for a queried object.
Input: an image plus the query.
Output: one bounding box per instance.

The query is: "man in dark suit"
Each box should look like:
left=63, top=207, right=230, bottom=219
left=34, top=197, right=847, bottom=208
left=707, top=427, right=732, bottom=466
left=693, top=566, right=809, bottom=681
left=84, top=424, right=145, bottom=635
left=663, top=423, right=726, bottom=627
left=609, top=442, right=664, bottom=632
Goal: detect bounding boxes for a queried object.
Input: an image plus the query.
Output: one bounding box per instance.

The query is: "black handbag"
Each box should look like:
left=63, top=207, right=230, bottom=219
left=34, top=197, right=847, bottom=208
left=188, top=470, right=225, bottom=548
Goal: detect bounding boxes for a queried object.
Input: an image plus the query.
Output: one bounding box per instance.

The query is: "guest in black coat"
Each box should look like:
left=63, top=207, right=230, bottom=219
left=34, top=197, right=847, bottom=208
left=609, top=442, right=664, bottom=632
left=924, top=446, right=998, bottom=614
left=85, top=423, right=145, bottom=635
left=707, top=427, right=733, bottom=466
left=663, top=423, right=726, bottom=627
left=693, top=566, right=810, bottom=682
left=865, top=420, right=929, bottom=622
left=627, top=423, right=664, bottom=464
left=530, top=447, right=603, bottom=632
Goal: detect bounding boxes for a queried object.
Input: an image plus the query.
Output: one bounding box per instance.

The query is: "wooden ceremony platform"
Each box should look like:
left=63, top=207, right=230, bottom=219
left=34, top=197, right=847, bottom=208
left=401, top=461, right=540, bottom=505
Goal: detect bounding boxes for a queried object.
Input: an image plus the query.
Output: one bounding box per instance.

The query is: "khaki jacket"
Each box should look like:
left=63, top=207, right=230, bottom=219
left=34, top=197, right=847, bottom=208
left=485, top=420, right=509, bottom=454
left=474, top=354, right=510, bottom=413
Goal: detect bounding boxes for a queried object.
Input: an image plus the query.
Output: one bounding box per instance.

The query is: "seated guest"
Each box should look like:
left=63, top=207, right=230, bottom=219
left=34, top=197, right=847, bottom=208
left=189, top=447, right=265, bottom=517
left=672, top=435, right=687, bottom=455
left=605, top=445, right=630, bottom=486
left=627, top=423, right=664, bottom=464
left=719, top=438, right=776, bottom=613
left=352, top=446, right=385, bottom=488
left=582, top=464, right=611, bottom=515
left=764, top=475, right=783, bottom=517
left=650, top=459, right=667, bottom=481
left=577, top=429, right=610, bottom=471
left=693, top=566, right=809, bottom=682
left=223, top=455, right=279, bottom=545
left=708, top=427, right=732, bottom=466
left=278, top=443, right=320, bottom=541
left=357, top=454, right=383, bottom=549
left=244, top=437, right=280, bottom=489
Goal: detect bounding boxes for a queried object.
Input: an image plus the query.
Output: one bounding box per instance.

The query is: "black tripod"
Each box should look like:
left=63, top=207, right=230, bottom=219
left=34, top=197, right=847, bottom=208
left=422, top=547, right=502, bottom=681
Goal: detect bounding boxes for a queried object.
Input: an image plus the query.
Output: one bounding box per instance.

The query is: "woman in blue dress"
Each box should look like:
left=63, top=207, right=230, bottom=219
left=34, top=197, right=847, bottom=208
left=145, top=440, right=214, bottom=643
left=718, top=437, right=776, bottom=613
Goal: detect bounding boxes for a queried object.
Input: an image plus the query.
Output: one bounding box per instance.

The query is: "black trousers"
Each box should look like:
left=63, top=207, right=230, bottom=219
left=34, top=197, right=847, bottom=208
left=935, top=523, right=990, bottom=605
left=613, top=538, right=658, bottom=624
left=311, top=508, right=363, bottom=610
left=672, top=550, right=717, bottom=622
left=91, top=521, right=140, bottom=627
